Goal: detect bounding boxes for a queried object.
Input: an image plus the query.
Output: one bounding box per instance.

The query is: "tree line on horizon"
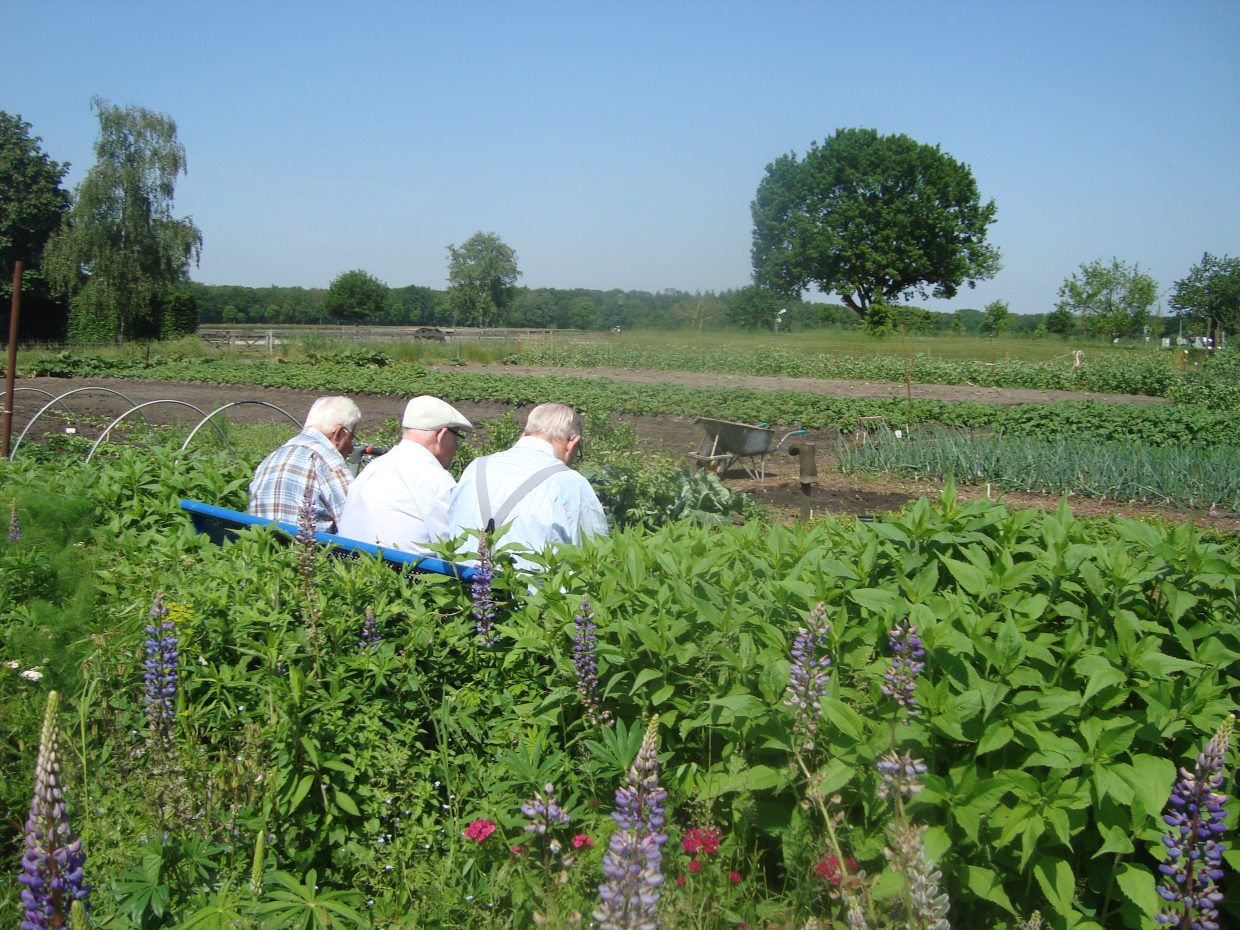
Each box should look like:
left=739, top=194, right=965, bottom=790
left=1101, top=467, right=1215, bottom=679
left=3, top=107, right=1236, bottom=345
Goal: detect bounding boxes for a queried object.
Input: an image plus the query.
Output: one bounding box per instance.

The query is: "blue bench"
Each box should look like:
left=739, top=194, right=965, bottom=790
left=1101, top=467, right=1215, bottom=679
left=178, top=499, right=480, bottom=582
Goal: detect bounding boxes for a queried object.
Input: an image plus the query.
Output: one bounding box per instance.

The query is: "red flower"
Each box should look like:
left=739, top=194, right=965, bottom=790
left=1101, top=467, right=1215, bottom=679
left=814, top=854, right=859, bottom=885
left=510, top=845, right=524, bottom=855
left=681, top=825, right=723, bottom=855
left=729, top=870, right=742, bottom=885
left=464, top=818, right=497, bottom=842
left=572, top=833, right=593, bottom=849
left=675, top=875, right=686, bottom=886
left=688, top=859, right=701, bottom=873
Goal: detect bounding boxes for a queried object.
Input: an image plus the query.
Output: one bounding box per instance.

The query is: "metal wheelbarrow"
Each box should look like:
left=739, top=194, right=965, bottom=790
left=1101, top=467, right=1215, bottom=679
left=689, top=417, right=806, bottom=480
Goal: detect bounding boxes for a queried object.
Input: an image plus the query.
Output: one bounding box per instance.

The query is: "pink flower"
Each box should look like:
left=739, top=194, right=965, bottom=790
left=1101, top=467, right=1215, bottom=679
left=511, top=845, right=524, bottom=855
left=675, top=875, right=686, bottom=887
left=729, top=870, right=742, bottom=885
left=814, top=854, right=859, bottom=886
left=572, top=833, right=593, bottom=849
left=682, top=825, right=722, bottom=855
left=464, top=818, right=497, bottom=842
left=688, top=859, right=701, bottom=873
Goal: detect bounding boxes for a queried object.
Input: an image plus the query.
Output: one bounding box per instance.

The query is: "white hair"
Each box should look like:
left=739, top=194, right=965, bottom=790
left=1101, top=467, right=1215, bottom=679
left=304, top=396, right=361, bottom=433
left=523, top=403, right=582, bottom=441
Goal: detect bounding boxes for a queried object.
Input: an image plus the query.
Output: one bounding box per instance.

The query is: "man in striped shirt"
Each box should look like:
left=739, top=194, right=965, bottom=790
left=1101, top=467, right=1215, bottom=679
left=248, top=396, right=361, bottom=532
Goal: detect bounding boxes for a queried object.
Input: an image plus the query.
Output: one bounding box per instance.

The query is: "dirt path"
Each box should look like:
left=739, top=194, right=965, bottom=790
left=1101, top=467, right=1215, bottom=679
left=8, top=376, right=1235, bottom=534
left=431, top=363, right=1170, bottom=407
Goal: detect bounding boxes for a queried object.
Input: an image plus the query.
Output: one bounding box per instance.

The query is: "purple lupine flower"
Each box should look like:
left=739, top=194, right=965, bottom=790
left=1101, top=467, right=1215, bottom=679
left=471, top=534, right=498, bottom=648
left=784, top=603, right=833, bottom=753
left=594, top=717, right=667, bottom=930
left=844, top=892, right=870, bottom=930
left=877, top=750, right=928, bottom=802
left=573, top=597, right=613, bottom=727
left=358, top=608, right=381, bottom=654
left=8, top=502, right=21, bottom=541
left=522, top=783, right=571, bottom=836
left=144, top=593, right=179, bottom=752
left=1156, top=714, right=1233, bottom=930
left=881, top=617, right=925, bottom=720
left=884, top=823, right=951, bottom=930
left=18, top=691, right=89, bottom=930
left=294, top=483, right=322, bottom=645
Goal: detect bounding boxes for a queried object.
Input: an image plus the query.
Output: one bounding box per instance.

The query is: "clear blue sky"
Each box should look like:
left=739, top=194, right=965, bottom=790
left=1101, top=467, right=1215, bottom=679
left=6, top=1, right=1238, bottom=315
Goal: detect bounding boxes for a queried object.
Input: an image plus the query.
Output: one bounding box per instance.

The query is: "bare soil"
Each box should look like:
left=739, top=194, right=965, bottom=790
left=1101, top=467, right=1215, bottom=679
left=8, top=375, right=1236, bottom=534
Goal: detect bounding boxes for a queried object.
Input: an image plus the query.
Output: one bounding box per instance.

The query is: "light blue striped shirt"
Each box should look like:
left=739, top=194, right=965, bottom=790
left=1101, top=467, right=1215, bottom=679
left=448, top=436, right=608, bottom=569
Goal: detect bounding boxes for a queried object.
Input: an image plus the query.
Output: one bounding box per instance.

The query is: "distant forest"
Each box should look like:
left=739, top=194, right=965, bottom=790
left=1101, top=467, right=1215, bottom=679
left=188, top=282, right=1056, bottom=336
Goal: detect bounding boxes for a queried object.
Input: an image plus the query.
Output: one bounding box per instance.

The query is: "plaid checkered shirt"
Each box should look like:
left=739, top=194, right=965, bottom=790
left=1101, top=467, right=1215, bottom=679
left=247, top=428, right=352, bottom=532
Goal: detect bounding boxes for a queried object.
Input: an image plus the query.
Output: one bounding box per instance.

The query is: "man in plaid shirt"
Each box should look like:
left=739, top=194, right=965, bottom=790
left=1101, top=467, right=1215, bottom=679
left=248, top=396, right=361, bottom=532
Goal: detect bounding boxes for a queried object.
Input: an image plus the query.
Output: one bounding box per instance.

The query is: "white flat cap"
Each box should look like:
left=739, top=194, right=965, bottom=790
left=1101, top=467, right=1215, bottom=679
left=402, top=395, right=473, bottom=432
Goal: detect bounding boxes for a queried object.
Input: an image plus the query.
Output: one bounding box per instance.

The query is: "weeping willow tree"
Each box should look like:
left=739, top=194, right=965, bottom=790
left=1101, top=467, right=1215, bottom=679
left=45, top=97, right=202, bottom=344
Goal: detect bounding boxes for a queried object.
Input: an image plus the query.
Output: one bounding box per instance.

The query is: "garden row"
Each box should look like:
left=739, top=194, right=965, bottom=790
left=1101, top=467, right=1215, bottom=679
left=515, top=342, right=1191, bottom=398
left=23, top=353, right=1240, bottom=446
left=2, top=445, right=1237, bottom=929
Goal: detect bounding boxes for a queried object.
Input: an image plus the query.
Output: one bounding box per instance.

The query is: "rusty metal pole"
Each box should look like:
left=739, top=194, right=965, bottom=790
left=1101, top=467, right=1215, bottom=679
left=2, top=260, right=23, bottom=459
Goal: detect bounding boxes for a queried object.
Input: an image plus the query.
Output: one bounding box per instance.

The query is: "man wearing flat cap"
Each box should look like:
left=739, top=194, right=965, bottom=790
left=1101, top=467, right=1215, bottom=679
left=337, top=395, right=473, bottom=554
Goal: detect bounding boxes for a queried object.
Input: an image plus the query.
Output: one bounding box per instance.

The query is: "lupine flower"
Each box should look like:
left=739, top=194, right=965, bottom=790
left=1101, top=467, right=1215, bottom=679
left=522, top=783, right=571, bottom=835
left=594, top=717, right=667, bottom=930
left=785, top=603, right=833, bottom=753
left=885, top=823, right=950, bottom=930
left=18, top=691, right=89, bottom=929
left=1156, top=714, right=1233, bottom=930
left=844, top=892, right=870, bottom=930
left=573, top=597, right=613, bottom=726
left=295, top=484, right=322, bottom=646
left=471, top=534, right=498, bottom=647
left=877, top=750, right=928, bottom=802
left=681, top=826, right=721, bottom=856
left=1021, top=911, right=1044, bottom=930
left=8, top=502, right=21, bottom=541
left=464, top=818, right=497, bottom=842
left=358, top=608, right=381, bottom=653
left=881, top=617, right=925, bottom=720
left=144, top=593, right=179, bottom=752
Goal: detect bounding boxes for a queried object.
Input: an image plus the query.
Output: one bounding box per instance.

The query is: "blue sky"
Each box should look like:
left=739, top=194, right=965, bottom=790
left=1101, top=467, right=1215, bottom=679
left=6, top=1, right=1238, bottom=315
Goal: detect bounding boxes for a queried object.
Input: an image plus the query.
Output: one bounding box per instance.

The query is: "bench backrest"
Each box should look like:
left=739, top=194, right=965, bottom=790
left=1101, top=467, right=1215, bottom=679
left=179, top=499, right=479, bottom=582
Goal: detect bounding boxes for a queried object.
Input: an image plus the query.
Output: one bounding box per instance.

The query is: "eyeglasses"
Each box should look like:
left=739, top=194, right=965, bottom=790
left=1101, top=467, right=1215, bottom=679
left=445, top=428, right=463, bottom=441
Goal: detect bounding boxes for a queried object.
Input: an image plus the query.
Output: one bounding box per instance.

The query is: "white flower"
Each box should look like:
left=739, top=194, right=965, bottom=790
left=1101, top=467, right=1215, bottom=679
left=5, top=660, right=19, bottom=669
left=20, top=668, right=43, bottom=681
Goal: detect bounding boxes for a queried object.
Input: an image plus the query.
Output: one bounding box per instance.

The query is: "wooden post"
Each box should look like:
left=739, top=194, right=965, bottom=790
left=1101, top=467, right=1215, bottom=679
left=2, top=260, right=23, bottom=459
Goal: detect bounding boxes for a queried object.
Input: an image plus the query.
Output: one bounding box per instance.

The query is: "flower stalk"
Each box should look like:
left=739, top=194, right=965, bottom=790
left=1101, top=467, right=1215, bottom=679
left=18, top=691, right=89, bottom=930
left=594, top=716, right=667, bottom=930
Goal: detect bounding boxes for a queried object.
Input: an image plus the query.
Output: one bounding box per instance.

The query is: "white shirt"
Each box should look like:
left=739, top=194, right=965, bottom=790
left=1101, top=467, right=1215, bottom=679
left=448, top=436, right=609, bottom=569
left=337, top=439, right=455, bottom=555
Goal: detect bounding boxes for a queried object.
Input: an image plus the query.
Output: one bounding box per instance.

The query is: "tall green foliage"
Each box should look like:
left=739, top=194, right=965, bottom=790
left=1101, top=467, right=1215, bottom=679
left=751, top=128, right=1000, bottom=320
left=323, top=268, right=390, bottom=323
left=1055, top=258, right=1158, bottom=342
left=446, top=231, right=521, bottom=329
left=1169, top=252, right=1240, bottom=338
left=0, top=111, right=72, bottom=340
left=44, top=97, right=202, bottom=345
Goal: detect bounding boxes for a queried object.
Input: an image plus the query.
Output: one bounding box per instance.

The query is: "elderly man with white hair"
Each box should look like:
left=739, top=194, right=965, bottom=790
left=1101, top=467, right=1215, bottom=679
left=337, top=395, right=473, bottom=553
left=248, top=395, right=361, bottom=532
left=448, top=402, right=608, bottom=570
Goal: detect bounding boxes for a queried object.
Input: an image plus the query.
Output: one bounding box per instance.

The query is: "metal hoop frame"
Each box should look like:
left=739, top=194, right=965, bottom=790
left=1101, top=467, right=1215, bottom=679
left=9, top=387, right=149, bottom=460
left=180, top=401, right=300, bottom=451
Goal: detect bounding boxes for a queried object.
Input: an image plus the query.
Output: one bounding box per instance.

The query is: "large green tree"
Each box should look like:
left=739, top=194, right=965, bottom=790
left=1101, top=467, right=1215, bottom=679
left=0, top=111, right=72, bottom=339
left=1169, top=252, right=1240, bottom=338
left=45, top=97, right=202, bottom=344
left=323, top=268, right=390, bottom=323
left=446, top=231, right=521, bottom=330
left=751, top=128, right=999, bottom=320
left=1055, top=258, right=1157, bottom=341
